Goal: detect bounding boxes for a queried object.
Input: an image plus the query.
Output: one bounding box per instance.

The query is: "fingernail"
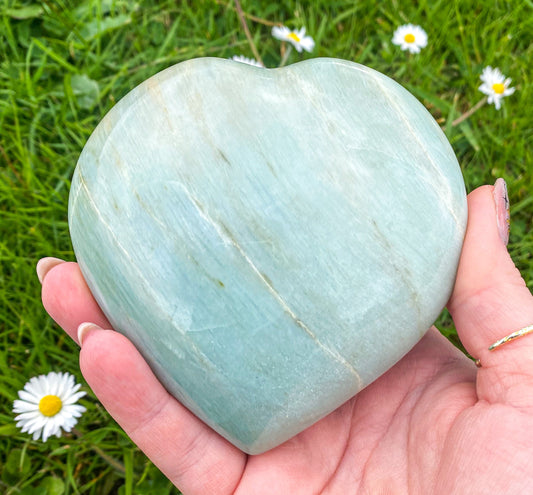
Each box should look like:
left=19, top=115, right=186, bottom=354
left=493, top=178, right=510, bottom=246
left=36, top=257, right=65, bottom=284
left=77, top=322, right=101, bottom=347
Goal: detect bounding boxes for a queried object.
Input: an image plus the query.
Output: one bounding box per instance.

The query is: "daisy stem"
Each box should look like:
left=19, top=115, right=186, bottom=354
left=214, top=0, right=278, bottom=26
left=72, top=428, right=125, bottom=474
left=279, top=44, right=293, bottom=67
left=451, top=96, right=488, bottom=127
left=234, top=0, right=264, bottom=67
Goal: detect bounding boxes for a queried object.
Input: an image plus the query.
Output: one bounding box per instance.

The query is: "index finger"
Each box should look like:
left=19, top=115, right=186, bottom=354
left=40, top=260, right=111, bottom=343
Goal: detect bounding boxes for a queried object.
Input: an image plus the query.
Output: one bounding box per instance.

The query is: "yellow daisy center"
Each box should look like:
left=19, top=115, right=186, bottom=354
left=288, top=32, right=301, bottom=43
left=39, top=395, right=62, bottom=417
left=492, top=82, right=505, bottom=94
left=404, top=33, right=416, bottom=43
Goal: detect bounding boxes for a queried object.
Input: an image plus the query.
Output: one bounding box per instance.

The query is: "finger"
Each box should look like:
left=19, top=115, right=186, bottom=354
left=40, top=260, right=111, bottom=343
left=448, top=183, right=533, bottom=408
left=78, top=324, right=245, bottom=494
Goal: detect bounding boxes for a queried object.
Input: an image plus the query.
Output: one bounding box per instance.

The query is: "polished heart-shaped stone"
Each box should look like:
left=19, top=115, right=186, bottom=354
left=69, top=57, right=467, bottom=454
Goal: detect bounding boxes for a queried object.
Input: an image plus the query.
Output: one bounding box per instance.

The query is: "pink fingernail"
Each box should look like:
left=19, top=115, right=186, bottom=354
left=493, top=178, right=510, bottom=246
left=77, top=322, right=101, bottom=347
left=36, top=257, right=65, bottom=284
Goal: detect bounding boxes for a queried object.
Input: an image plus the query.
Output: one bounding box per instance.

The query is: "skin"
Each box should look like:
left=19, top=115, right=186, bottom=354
left=40, top=185, right=533, bottom=494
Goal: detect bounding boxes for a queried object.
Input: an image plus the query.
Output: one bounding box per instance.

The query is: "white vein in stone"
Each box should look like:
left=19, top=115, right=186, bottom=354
left=370, top=70, right=462, bottom=226
left=179, top=183, right=363, bottom=387
left=73, top=172, right=219, bottom=369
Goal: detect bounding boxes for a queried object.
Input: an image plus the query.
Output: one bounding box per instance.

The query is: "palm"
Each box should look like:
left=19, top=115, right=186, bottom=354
left=41, top=186, right=533, bottom=494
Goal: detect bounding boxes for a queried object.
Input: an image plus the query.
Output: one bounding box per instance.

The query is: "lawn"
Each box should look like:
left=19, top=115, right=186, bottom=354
left=1, top=0, right=531, bottom=493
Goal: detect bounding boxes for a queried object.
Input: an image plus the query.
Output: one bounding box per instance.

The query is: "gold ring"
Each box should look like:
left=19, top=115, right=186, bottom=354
left=488, top=324, right=533, bottom=351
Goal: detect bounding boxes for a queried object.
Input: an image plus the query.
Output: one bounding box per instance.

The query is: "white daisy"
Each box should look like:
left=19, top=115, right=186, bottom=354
left=13, top=372, right=86, bottom=442
left=478, top=66, right=516, bottom=110
left=392, top=24, right=428, bottom=54
left=231, top=55, right=264, bottom=68
left=272, top=25, right=315, bottom=53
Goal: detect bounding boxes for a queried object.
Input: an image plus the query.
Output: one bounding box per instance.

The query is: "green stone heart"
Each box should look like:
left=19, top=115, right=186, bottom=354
left=69, top=57, right=467, bottom=454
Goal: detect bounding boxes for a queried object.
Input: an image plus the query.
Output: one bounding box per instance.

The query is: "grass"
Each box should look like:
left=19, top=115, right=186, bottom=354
left=1, top=0, right=532, bottom=493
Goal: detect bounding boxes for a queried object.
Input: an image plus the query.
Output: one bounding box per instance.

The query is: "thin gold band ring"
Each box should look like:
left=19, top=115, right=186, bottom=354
left=475, top=325, right=533, bottom=368
left=489, top=324, right=533, bottom=351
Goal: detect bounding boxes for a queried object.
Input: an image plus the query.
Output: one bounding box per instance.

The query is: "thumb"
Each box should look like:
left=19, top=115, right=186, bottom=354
left=448, top=180, right=533, bottom=408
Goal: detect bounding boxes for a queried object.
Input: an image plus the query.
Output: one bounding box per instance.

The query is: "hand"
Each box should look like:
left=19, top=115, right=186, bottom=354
left=39, top=183, right=533, bottom=494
